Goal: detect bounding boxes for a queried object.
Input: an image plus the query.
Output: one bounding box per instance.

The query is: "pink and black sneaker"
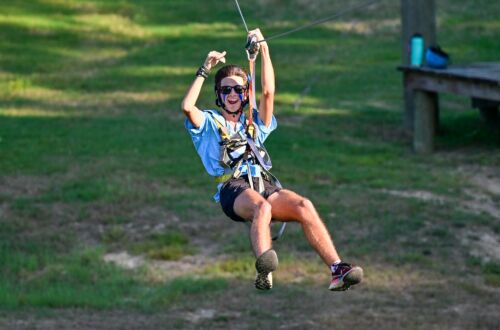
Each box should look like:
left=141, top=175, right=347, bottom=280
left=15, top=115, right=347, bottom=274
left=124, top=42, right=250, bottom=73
left=329, top=262, right=363, bottom=291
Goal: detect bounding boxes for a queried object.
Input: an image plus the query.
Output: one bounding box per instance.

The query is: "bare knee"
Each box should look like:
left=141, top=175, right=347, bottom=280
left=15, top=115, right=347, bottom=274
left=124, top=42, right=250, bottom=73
left=295, top=198, right=317, bottom=222
left=253, top=200, right=272, bottom=224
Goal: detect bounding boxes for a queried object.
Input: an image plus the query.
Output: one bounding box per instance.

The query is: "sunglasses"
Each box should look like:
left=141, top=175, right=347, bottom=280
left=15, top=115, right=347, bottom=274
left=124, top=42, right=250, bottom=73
left=220, top=85, right=246, bottom=95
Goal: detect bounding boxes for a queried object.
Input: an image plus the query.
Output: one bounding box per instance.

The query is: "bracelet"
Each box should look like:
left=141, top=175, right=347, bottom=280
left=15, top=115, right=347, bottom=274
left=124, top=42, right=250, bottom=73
left=196, top=65, right=210, bottom=78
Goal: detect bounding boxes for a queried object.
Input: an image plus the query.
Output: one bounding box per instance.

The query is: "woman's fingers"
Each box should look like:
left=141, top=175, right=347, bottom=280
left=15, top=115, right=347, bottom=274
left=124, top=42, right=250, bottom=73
left=248, top=28, right=264, bottom=41
left=215, top=51, right=226, bottom=63
left=204, top=51, right=226, bottom=69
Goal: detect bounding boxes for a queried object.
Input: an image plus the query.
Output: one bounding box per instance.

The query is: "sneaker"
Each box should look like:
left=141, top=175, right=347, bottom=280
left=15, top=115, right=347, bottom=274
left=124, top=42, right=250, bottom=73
left=255, top=249, right=279, bottom=290
left=329, top=262, right=363, bottom=291
left=255, top=271, right=273, bottom=290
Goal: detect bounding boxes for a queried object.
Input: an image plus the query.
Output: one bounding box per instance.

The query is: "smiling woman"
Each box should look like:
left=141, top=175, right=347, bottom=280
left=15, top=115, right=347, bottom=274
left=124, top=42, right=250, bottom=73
left=180, top=27, right=363, bottom=292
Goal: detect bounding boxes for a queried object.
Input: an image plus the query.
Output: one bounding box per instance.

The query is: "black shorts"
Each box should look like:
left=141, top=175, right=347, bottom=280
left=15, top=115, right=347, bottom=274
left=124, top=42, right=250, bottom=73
left=220, top=175, right=281, bottom=222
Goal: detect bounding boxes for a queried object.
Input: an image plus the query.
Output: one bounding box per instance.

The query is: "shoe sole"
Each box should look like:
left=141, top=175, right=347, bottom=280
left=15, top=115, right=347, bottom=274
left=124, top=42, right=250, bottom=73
left=329, top=266, right=364, bottom=291
left=255, top=271, right=273, bottom=290
left=255, top=249, right=278, bottom=290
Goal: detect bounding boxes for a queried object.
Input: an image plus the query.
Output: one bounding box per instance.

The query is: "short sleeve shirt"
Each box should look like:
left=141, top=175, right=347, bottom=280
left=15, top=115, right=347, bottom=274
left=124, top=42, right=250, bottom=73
left=185, top=109, right=277, bottom=202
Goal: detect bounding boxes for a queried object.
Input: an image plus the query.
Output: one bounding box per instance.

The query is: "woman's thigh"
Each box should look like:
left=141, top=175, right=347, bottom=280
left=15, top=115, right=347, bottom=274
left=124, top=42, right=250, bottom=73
left=267, top=189, right=313, bottom=221
left=233, top=188, right=269, bottom=221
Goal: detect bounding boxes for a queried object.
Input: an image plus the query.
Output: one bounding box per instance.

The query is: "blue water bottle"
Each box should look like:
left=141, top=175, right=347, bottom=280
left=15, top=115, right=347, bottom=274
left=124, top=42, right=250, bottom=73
left=410, top=34, right=424, bottom=66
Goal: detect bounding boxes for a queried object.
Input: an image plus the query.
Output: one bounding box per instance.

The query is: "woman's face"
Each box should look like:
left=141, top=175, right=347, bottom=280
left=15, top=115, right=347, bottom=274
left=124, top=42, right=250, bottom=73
left=219, top=75, right=247, bottom=112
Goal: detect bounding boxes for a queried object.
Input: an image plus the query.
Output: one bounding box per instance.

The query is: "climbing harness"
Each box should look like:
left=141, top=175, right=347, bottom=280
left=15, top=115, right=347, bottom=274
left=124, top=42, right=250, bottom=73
left=209, top=109, right=286, bottom=241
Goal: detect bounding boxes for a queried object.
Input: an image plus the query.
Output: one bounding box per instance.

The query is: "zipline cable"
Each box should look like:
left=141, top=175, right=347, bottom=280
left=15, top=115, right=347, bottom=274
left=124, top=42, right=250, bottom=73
left=234, top=0, right=249, bottom=32
left=258, top=0, right=381, bottom=43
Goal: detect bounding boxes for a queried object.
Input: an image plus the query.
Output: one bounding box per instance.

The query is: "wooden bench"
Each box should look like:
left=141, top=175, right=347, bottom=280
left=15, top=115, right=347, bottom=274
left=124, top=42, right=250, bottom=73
left=399, top=63, right=500, bottom=153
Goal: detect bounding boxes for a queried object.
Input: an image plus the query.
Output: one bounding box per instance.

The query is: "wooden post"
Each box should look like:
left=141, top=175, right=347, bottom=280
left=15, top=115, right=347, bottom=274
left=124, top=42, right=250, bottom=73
left=401, top=0, right=437, bottom=130
left=414, top=91, right=437, bottom=153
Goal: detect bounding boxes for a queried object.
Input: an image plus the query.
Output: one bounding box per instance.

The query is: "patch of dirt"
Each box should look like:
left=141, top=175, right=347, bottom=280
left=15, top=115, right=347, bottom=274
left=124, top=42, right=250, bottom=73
left=458, top=165, right=500, bottom=220
left=0, top=175, right=51, bottom=198
left=103, top=250, right=222, bottom=282
left=182, top=308, right=217, bottom=323
left=467, top=166, right=500, bottom=195
left=460, top=227, right=500, bottom=263
left=381, top=189, right=449, bottom=204
left=381, top=164, right=500, bottom=221
left=103, top=251, right=146, bottom=269
left=462, top=188, right=500, bottom=220
left=382, top=164, right=500, bottom=267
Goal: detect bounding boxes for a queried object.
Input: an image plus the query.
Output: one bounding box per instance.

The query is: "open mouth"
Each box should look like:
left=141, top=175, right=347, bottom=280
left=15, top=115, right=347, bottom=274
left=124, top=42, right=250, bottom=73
left=227, top=99, right=239, bottom=105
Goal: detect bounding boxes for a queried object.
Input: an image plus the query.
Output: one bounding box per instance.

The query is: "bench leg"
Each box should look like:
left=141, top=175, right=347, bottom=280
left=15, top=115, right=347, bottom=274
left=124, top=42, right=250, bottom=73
left=472, top=98, right=499, bottom=124
left=414, top=91, right=438, bottom=153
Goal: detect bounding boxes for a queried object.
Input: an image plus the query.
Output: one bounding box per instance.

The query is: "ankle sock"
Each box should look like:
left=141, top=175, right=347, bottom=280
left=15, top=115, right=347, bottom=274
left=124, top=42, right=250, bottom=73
left=331, top=260, right=342, bottom=273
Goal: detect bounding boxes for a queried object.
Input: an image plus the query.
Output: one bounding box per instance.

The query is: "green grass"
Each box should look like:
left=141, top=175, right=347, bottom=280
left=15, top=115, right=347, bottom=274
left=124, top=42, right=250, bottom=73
left=0, top=0, right=499, bottom=327
left=0, top=243, right=225, bottom=310
left=130, top=231, right=195, bottom=261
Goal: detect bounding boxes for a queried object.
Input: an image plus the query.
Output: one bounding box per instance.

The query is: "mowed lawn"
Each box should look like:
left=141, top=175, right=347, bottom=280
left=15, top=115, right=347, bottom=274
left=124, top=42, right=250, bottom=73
left=0, top=0, right=499, bottom=329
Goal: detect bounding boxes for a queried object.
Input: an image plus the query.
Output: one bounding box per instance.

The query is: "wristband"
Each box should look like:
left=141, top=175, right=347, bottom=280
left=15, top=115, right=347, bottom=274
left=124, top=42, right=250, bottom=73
left=196, top=65, right=210, bottom=78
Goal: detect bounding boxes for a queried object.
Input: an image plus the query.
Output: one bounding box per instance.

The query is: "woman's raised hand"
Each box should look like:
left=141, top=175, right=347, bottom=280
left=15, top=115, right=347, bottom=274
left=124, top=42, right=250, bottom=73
left=248, top=28, right=265, bottom=43
left=203, top=51, right=226, bottom=71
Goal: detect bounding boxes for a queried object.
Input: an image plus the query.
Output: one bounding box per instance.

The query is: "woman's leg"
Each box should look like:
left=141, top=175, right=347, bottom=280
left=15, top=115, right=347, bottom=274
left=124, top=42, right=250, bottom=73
left=267, top=189, right=340, bottom=266
left=233, top=188, right=273, bottom=258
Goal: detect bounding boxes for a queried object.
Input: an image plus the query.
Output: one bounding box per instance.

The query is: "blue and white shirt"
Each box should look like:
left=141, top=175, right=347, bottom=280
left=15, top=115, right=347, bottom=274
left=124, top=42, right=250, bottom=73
left=185, top=109, right=277, bottom=202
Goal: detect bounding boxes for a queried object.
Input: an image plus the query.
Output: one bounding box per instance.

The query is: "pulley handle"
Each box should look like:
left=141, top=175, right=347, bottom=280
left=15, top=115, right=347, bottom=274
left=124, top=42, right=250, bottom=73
left=245, top=35, right=260, bottom=61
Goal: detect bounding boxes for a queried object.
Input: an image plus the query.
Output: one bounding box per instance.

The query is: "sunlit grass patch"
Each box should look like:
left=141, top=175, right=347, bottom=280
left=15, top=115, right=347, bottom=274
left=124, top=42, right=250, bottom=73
left=74, top=14, right=150, bottom=39
left=206, top=254, right=255, bottom=279
left=118, top=65, right=194, bottom=77
left=274, top=93, right=322, bottom=108
left=272, top=256, right=329, bottom=285
left=361, top=263, right=445, bottom=292
left=130, top=231, right=195, bottom=261
left=322, top=18, right=400, bottom=35
left=145, top=22, right=241, bottom=39
left=205, top=252, right=327, bottom=284
left=0, top=107, right=83, bottom=118
left=61, top=46, right=129, bottom=64
left=0, top=14, right=74, bottom=31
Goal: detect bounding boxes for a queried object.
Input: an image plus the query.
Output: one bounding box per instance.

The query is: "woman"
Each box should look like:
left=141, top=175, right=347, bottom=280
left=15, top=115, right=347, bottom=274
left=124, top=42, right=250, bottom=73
left=181, top=28, right=363, bottom=291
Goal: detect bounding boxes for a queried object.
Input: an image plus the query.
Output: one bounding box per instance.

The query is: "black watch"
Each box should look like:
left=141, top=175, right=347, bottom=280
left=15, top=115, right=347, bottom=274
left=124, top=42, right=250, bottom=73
left=196, top=66, right=209, bottom=78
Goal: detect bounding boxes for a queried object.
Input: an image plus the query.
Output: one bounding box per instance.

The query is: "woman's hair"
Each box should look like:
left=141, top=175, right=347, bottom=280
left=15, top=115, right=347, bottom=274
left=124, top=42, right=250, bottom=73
left=214, top=65, right=248, bottom=89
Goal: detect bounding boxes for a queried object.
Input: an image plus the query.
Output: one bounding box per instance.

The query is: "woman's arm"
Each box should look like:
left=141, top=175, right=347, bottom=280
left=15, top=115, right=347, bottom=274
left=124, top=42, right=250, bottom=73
left=181, top=51, right=226, bottom=128
left=250, top=29, right=275, bottom=127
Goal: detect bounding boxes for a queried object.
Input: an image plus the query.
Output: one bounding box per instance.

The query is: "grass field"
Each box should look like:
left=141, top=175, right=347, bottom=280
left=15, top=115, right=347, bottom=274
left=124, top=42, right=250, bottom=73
left=1, top=0, right=499, bottom=329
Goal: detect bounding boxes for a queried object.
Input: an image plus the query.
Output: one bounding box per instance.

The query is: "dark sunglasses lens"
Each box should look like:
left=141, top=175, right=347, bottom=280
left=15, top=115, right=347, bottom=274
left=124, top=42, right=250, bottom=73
left=234, top=85, right=245, bottom=94
left=221, top=86, right=232, bottom=94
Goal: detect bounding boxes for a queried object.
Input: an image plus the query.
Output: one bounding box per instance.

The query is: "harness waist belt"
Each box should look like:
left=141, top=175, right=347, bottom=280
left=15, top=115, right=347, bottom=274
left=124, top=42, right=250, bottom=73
left=214, top=164, right=261, bottom=183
